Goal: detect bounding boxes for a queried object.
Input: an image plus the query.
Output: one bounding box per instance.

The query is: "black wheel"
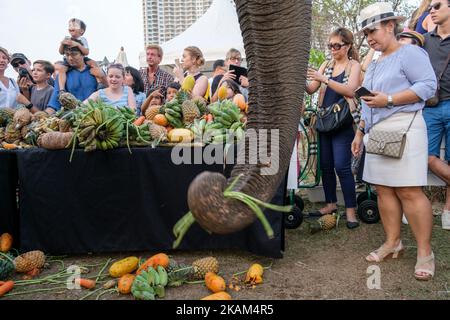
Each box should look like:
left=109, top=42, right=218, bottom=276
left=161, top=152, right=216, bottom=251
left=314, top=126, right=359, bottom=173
left=357, top=191, right=377, bottom=206
left=357, top=200, right=380, bottom=224
left=285, top=206, right=304, bottom=229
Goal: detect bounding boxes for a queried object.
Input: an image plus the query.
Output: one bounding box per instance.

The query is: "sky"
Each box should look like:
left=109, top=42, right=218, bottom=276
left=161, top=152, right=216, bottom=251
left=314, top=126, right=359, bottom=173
left=0, top=0, right=143, bottom=78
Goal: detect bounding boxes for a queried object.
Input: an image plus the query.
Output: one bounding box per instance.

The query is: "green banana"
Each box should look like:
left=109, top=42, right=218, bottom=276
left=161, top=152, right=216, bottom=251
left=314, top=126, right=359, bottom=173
left=230, top=122, right=242, bottom=131
left=224, top=108, right=241, bottom=123
left=93, top=108, right=103, bottom=125
left=157, top=266, right=168, bottom=287
left=154, top=285, right=165, bottom=298
left=165, top=113, right=184, bottom=128
left=216, top=117, right=232, bottom=127
left=165, top=108, right=182, bottom=119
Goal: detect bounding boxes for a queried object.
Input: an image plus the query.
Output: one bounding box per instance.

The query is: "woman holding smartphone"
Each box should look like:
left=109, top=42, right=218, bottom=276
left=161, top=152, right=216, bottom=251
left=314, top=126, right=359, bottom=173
left=352, top=3, right=437, bottom=281
left=305, top=27, right=362, bottom=229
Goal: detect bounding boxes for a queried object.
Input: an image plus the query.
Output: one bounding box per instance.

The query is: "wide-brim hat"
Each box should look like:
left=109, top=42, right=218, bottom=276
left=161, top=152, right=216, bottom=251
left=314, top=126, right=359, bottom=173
left=358, top=2, right=405, bottom=34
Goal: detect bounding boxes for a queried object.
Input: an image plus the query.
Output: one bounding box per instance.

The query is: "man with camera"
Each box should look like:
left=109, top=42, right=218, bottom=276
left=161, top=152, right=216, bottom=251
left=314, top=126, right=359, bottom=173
left=422, top=0, right=450, bottom=229
left=11, top=53, right=55, bottom=101
left=47, top=40, right=100, bottom=113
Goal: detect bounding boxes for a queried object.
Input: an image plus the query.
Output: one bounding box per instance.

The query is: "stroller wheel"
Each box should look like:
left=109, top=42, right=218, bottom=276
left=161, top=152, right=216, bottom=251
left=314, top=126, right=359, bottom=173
left=357, top=200, right=380, bottom=224
left=285, top=206, right=303, bottom=229
left=357, top=191, right=377, bottom=206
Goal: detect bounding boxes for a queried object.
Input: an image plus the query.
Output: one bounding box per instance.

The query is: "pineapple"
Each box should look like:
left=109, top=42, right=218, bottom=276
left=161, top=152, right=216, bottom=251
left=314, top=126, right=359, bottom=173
left=0, top=108, right=15, bottom=127
left=145, top=106, right=162, bottom=121
left=0, top=128, right=5, bottom=142
left=32, top=111, right=49, bottom=122
left=181, top=100, right=200, bottom=125
left=148, top=123, right=168, bottom=141
left=176, top=90, right=191, bottom=105
left=14, top=250, right=46, bottom=273
left=59, top=92, right=81, bottom=110
left=166, top=259, right=193, bottom=287
left=192, top=96, right=208, bottom=115
left=309, top=213, right=338, bottom=234
left=5, top=122, right=22, bottom=144
left=191, top=257, right=219, bottom=280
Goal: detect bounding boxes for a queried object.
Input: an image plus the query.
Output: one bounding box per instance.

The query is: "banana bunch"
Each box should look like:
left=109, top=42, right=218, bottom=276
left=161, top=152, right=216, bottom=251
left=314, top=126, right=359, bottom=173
left=164, top=102, right=184, bottom=129
left=131, top=266, right=168, bottom=300
left=204, top=101, right=246, bottom=144
left=125, top=122, right=152, bottom=147
left=190, top=118, right=207, bottom=140
left=76, top=106, right=124, bottom=152
left=116, top=106, right=137, bottom=122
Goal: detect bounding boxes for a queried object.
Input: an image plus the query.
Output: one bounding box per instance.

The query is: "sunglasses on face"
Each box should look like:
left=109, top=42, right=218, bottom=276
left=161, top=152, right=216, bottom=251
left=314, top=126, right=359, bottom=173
left=327, top=43, right=346, bottom=50
left=12, top=60, right=26, bottom=68
left=428, top=2, right=449, bottom=11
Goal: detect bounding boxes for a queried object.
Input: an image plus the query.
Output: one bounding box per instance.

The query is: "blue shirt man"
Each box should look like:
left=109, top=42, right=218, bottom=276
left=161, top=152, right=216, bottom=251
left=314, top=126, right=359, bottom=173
left=47, top=44, right=97, bottom=112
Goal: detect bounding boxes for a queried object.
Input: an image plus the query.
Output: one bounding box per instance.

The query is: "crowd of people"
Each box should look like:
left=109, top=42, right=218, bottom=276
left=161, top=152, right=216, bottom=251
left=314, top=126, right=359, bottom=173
left=0, top=1, right=449, bottom=282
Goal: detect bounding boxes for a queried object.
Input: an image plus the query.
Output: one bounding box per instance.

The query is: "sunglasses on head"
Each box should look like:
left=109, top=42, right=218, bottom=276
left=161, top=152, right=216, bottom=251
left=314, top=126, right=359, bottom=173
left=327, top=43, right=346, bottom=50
left=12, top=60, right=26, bottom=68
left=428, top=2, right=449, bottom=11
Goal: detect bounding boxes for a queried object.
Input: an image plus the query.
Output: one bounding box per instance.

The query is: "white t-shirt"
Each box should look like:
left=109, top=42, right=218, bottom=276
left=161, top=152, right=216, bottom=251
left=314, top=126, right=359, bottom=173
left=76, top=36, right=89, bottom=50
left=0, top=78, right=19, bottom=108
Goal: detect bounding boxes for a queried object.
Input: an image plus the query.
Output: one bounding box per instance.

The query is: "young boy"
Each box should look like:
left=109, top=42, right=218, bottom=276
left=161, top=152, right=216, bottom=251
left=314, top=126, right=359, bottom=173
left=58, top=18, right=100, bottom=94
left=166, top=82, right=181, bottom=102
left=19, top=60, right=55, bottom=113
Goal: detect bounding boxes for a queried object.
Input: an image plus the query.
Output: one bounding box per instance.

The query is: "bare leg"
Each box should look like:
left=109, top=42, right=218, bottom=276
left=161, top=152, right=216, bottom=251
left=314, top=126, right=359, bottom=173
left=376, top=185, right=403, bottom=247
left=395, top=187, right=433, bottom=277
left=428, top=156, right=450, bottom=185
left=446, top=185, right=450, bottom=212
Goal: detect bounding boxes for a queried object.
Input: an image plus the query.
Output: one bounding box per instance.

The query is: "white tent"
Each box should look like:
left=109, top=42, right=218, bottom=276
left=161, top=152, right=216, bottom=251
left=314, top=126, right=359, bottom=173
left=160, top=0, right=245, bottom=65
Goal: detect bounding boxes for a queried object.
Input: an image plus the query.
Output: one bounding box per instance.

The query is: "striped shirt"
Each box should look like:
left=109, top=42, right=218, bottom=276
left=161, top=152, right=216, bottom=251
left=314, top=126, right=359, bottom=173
left=139, top=67, right=174, bottom=98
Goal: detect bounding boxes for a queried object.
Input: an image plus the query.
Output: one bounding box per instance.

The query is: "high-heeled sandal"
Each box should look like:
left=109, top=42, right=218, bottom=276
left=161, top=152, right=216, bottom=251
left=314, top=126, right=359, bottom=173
left=366, top=241, right=404, bottom=262
left=414, top=252, right=435, bottom=281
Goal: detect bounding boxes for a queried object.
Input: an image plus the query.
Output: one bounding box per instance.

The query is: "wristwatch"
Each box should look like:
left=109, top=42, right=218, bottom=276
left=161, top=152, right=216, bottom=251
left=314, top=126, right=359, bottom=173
left=25, top=103, right=33, bottom=110
left=387, top=95, right=394, bottom=109
left=357, top=125, right=365, bottom=134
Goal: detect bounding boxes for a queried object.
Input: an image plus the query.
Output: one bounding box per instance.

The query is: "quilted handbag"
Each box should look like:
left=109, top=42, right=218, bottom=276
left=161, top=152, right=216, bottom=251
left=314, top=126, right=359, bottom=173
left=366, top=112, right=417, bottom=159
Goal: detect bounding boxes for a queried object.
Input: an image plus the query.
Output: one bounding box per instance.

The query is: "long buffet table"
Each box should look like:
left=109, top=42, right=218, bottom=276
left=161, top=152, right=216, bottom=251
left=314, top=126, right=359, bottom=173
left=0, top=147, right=285, bottom=258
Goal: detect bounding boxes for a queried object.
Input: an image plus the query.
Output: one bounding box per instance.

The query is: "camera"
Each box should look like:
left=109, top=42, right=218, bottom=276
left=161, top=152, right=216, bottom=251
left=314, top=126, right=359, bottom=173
left=19, top=67, right=30, bottom=78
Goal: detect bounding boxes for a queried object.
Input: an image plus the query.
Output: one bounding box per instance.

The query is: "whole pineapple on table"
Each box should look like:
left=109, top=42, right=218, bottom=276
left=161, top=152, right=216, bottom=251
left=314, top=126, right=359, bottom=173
left=167, top=257, right=219, bottom=286
left=309, top=213, right=339, bottom=234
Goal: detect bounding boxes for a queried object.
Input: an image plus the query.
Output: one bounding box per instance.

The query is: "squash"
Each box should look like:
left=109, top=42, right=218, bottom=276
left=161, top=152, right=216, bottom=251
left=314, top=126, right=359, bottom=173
left=205, top=272, right=226, bottom=293
left=245, top=264, right=264, bottom=285
left=118, top=274, right=135, bottom=294
left=201, top=291, right=232, bottom=300
left=218, top=86, right=228, bottom=101
left=168, top=129, right=194, bottom=143
left=136, top=253, right=170, bottom=275
left=1, top=143, right=18, bottom=150
left=153, top=114, right=169, bottom=127
left=0, top=234, right=13, bottom=253
left=134, top=116, right=146, bottom=126
left=109, top=257, right=139, bottom=278
left=233, top=94, right=247, bottom=111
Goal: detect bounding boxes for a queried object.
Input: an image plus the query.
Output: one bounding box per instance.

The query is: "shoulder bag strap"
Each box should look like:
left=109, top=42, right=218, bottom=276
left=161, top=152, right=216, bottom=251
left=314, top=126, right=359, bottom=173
left=317, top=60, right=334, bottom=108
left=437, top=53, right=450, bottom=81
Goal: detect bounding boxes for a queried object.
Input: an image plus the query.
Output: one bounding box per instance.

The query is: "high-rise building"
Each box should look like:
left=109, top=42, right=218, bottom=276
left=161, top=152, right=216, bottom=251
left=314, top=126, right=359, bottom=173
left=142, top=0, right=213, bottom=46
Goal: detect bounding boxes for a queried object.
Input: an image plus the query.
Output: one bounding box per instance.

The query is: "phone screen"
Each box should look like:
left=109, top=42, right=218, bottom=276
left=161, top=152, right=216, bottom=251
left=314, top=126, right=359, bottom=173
left=355, top=87, right=374, bottom=99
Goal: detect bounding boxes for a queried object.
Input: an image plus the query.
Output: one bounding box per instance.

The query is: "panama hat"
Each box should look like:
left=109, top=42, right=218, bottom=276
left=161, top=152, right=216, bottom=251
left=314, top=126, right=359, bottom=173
left=358, top=2, right=405, bottom=33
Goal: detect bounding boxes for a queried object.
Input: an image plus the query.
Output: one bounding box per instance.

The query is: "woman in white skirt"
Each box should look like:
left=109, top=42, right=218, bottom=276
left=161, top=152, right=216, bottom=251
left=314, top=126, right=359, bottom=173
left=352, top=3, right=438, bottom=281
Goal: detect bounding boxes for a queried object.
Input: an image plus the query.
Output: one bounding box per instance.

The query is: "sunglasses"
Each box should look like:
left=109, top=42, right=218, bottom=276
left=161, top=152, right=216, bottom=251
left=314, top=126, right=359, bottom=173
left=12, top=60, right=26, bottom=68
left=427, top=2, right=449, bottom=11
left=327, top=43, right=346, bottom=50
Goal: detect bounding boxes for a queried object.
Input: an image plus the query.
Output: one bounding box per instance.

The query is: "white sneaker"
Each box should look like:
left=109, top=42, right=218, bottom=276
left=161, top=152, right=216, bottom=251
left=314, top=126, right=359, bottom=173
left=442, top=210, right=450, bottom=230
left=402, top=214, right=409, bottom=225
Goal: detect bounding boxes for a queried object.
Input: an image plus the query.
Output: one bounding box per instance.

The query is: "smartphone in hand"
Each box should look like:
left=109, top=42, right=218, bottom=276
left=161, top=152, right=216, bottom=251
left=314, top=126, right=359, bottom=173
left=355, top=86, right=374, bottom=99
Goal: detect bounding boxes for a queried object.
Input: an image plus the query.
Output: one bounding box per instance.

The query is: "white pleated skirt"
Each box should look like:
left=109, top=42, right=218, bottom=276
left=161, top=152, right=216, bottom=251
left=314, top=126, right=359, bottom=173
left=363, top=111, right=428, bottom=187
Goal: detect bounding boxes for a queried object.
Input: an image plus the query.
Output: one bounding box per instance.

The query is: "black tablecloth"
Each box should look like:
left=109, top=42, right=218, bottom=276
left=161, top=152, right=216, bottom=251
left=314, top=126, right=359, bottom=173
left=5, top=147, right=285, bottom=258
left=0, top=151, right=19, bottom=238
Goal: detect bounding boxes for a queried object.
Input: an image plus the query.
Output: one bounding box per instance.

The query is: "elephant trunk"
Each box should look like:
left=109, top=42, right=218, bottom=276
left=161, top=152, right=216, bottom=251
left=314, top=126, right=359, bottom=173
left=187, top=0, right=311, bottom=235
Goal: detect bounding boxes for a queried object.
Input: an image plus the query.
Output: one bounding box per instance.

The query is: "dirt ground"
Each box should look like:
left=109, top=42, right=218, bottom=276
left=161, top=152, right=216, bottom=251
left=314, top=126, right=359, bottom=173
left=2, top=201, right=449, bottom=301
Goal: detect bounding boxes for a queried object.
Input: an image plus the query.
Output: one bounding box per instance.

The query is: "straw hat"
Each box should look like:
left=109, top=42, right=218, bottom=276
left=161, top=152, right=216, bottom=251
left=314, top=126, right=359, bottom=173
left=397, top=31, right=425, bottom=47
left=358, top=2, right=405, bottom=33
